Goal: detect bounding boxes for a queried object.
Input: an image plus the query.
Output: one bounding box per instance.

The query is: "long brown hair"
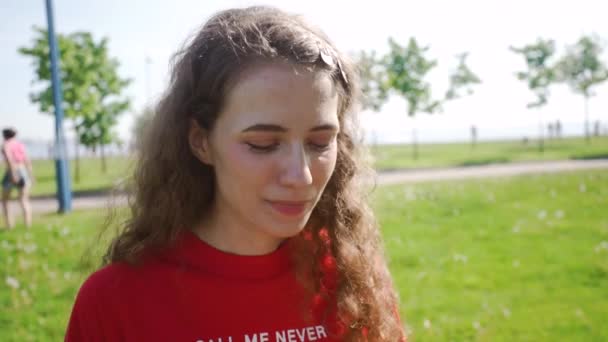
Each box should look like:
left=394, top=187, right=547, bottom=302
left=105, top=6, right=404, bottom=341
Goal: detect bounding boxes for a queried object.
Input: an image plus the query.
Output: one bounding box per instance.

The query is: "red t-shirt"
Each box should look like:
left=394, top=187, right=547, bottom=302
left=65, top=231, right=341, bottom=342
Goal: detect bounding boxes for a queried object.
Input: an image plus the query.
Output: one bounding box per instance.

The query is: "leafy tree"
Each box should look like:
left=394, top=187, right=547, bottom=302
left=354, top=50, right=388, bottom=112
left=19, top=27, right=130, bottom=178
left=383, top=37, right=441, bottom=159
left=445, top=52, right=481, bottom=148
left=556, top=35, right=608, bottom=143
left=510, top=38, right=557, bottom=153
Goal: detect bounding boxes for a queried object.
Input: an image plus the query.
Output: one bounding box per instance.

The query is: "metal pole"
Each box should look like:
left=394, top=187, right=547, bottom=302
left=45, top=0, right=72, bottom=213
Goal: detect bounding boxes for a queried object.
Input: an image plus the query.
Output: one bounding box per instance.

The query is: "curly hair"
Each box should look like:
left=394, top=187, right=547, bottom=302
left=104, top=6, right=404, bottom=341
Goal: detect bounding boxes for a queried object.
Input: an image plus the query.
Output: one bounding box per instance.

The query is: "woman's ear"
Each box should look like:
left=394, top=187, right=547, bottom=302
left=188, top=119, right=213, bottom=165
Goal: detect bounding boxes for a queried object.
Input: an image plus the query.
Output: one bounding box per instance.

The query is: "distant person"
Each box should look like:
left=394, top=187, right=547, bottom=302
left=65, top=6, right=405, bottom=342
left=1, top=128, right=34, bottom=229
left=555, top=120, right=562, bottom=139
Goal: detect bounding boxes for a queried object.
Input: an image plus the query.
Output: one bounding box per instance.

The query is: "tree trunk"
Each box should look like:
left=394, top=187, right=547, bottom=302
left=584, top=96, right=590, bottom=144
left=72, top=124, right=81, bottom=184
left=470, top=125, right=477, bottom=150
left=74, top=140, right=80, bottom=183
left=411, top=127, right=419, bottom=160
left=538, top=110, right=544, bottom=154
left=101, top=144, right=107, bottom=174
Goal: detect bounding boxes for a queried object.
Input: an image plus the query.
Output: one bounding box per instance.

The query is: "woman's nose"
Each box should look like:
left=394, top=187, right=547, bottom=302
left=279, top=143, right=313, bottom=187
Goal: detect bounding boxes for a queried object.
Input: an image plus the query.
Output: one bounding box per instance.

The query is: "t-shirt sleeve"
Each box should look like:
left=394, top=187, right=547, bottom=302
left=64, top=266, right=120, bottom=342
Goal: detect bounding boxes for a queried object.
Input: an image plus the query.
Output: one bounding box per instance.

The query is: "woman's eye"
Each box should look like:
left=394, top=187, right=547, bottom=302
left=246, top=142, right=279, bottom=153
left=308, top=141, right=331, bottom=152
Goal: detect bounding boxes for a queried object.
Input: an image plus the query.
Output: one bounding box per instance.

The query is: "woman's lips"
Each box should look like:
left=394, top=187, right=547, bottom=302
left=266, top=200, right=310, bottom=217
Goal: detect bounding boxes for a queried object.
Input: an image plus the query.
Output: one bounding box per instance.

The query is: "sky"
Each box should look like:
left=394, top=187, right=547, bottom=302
left=1, top=0, right=608, bottom=146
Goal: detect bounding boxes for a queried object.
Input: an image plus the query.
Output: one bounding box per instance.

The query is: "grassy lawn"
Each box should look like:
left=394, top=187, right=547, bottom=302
left=29, top=156, right=132, bottom=198
left=376, top=170, right=608, bottom=341
left=1, top=170, right=607, bottom=340
left=370, top=136, right=608, bottom=170
left=21, top=137, right=608, bottom=198
left=0, top=210, right=108, bottom=341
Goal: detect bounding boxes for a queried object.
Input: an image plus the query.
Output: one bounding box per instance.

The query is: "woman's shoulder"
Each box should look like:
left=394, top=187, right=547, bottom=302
left=75, top=259, right=164, bottom=302
left=75, top=263, right=136, bottom=301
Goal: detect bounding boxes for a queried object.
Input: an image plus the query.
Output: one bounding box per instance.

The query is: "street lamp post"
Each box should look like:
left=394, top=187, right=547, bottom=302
left=45, top=0, right=72, bottom=213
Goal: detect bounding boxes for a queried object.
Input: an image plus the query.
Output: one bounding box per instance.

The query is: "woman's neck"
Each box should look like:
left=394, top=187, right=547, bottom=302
left=192, top=201, right=285, bottom=256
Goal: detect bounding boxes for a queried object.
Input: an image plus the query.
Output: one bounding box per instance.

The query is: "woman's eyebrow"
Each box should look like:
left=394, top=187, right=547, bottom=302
left=241, top=123, right=338, bottom=133
left=241, top=124, right=286, bottom=133
left=309, top=124, right=338, bottom=132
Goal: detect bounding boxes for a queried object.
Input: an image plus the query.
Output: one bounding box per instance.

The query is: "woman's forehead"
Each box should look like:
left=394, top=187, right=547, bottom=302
left=217, top=63, right=340, bottom=133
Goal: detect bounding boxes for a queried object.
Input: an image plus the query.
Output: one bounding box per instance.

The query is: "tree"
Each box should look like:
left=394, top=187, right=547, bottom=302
left=382, top=37, right=440, bottom=160
left=556, top=35, right=608, bottom=143
left=353, top=50, right=388, bottom=112
left=79, top=100, right=129, bottom=173
left=19, top=27, right=130, bottom=178
left=510, top=38, right=557, bottom=153
left=445, top=52, right=481, bottom=148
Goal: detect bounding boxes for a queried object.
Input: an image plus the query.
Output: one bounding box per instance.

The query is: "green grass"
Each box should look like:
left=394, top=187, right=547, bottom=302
left=1, top=170, right=607, bottom=340
left=29, top=157, right=132, bottom=198
left=375, top=170, right=608, bottom=341
left=22, top=137, right=608, bottom=198
left=370, top=136, right=608, bottom=170
left=0, top=210, right=109, bottom=341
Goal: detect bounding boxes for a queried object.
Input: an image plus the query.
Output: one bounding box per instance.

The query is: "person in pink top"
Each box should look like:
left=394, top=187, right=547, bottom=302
left=2, top=128, right=34, bottom=229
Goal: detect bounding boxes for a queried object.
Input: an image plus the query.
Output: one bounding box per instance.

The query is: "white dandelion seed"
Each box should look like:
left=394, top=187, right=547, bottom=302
left=594, top=241, right=608, bottom=253
left=554, top=210, right=564, bottom=219
left=23, top=243, right=37, bottom=254
left=579, top=183, right=586, bottom=193
left=472, top=321, right=481, bottom=330
left=486, top=193, right=495, bottom=202
left=423, top=319, right=431, bottom=329
left=453, top=254, right=468, bottom=263
left=6, top=276, right=20, bottom=289
left=537, top=210, right=547, bottom=220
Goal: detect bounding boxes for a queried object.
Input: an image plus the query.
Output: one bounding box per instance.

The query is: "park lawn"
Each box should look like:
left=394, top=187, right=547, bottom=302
left=370, top=136, right=608, bottom=170
left=1, top=170, right=607, bottom=340
left=21, top=137, right=608, bottom=198
left=375, top=170, right=608, bottom=341
left=0, top=209, right=110, bottom=341
left=29, top=156, right=133, bottom=198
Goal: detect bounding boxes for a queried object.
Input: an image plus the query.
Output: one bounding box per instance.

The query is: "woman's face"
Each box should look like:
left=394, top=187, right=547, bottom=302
left=191, top=63, right=340, bottom=253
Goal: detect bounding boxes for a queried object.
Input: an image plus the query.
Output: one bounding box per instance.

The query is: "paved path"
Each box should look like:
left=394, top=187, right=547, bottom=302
left=377, top=159, right=608, bottom=185
left=13, top=159, right=608, bottom=214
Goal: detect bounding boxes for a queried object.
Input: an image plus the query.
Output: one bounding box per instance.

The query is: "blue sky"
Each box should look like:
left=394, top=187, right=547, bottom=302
left=2, top=0, right=608, bottom=144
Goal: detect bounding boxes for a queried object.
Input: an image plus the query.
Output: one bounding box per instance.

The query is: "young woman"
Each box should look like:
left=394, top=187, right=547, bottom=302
left=66, top=6, right=405, bottom=341
left=2, top=128, right=34, bottom=229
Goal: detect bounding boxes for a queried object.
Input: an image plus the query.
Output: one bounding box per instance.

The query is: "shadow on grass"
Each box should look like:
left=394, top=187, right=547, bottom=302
left=570, top=153, right=608, bottom=160
left=458, top=157, right=510, bottom=167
